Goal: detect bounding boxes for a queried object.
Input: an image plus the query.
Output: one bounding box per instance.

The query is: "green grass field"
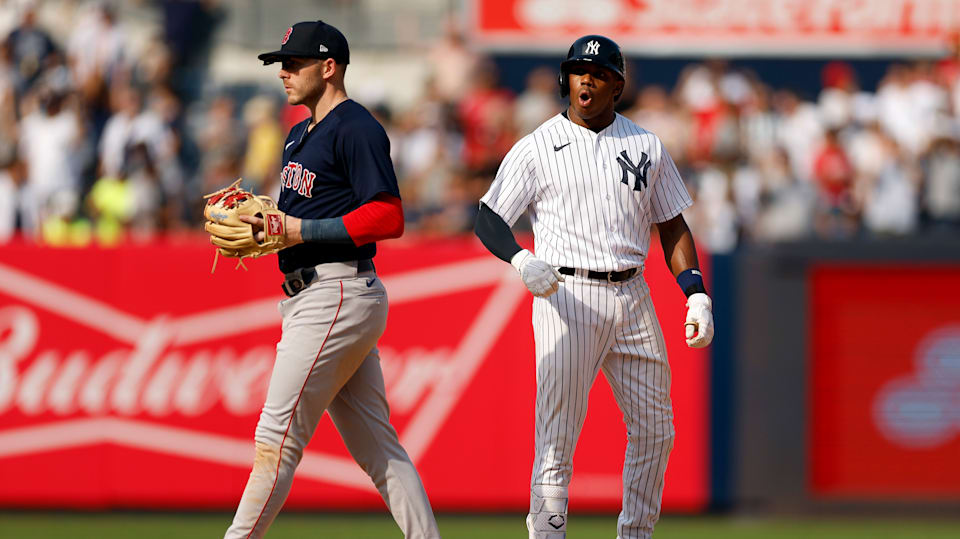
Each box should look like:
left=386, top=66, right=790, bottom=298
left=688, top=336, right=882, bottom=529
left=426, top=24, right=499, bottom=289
left=2, top=513, right=960, bottom=539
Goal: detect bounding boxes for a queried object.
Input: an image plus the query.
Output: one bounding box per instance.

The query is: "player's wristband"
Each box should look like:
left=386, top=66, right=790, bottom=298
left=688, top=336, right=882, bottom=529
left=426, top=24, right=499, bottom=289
left=677, top=269, right=706, bottom=298
left=300, top=217, right=354, bottom=244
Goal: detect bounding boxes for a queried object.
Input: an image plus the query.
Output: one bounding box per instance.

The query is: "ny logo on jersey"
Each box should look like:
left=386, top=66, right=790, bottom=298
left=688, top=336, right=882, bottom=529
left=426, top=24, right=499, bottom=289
left=617, top=151, right=652, bottom=191
left=585, top=40, right=600, bottom=55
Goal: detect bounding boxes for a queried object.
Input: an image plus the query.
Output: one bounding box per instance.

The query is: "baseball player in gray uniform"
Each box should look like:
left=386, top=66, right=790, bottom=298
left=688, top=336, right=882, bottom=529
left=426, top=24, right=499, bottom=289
left=474, top=35, right=714, bottom=539
left=223, top=21, right=440, bottom=538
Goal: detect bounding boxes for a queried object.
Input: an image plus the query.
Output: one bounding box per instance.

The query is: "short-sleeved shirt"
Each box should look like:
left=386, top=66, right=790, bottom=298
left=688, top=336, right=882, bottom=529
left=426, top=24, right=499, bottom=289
left=480, top=112, right=692, bottom=272
left=277, top=99, right=400, bottom=273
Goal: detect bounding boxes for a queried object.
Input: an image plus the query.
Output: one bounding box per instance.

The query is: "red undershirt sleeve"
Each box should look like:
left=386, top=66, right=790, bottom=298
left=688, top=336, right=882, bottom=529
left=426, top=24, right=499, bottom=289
left=341, top=193, right=404, bottom=246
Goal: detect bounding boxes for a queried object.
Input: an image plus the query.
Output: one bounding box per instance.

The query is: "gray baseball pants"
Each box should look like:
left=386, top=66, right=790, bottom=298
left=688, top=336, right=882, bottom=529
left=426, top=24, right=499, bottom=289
left=225, top=261, right=441, bottom=538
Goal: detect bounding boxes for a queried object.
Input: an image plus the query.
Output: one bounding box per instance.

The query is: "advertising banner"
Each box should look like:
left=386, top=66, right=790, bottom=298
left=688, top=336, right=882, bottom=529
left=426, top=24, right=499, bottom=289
left=810, top=265, right=960, bottom=498
left=472, top=0, right=960, bottom=56
left=0, top=237, right=709, bottom=511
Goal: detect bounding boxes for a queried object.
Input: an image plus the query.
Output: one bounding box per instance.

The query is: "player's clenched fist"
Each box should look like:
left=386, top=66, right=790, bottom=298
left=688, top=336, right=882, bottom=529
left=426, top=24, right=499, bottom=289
left=684, top=293, right=714, bottom=348
left=511, top=249, right=564, bottom=297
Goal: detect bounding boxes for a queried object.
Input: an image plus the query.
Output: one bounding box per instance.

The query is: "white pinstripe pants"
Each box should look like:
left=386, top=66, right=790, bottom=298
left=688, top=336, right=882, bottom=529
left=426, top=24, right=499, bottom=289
left=531, top=273, right=675, bottom=539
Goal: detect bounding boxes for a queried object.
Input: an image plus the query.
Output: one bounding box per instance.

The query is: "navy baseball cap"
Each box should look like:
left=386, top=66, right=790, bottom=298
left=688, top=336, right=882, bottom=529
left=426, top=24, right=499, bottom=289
left=258, top=20, right=350, bottom=65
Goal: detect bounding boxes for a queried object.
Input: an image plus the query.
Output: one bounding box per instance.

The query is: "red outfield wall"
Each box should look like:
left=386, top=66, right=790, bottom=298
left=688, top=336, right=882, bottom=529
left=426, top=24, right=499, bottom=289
left=810, top=265, right=960, bottom=499
left=0, top=236, right=709, bottom=511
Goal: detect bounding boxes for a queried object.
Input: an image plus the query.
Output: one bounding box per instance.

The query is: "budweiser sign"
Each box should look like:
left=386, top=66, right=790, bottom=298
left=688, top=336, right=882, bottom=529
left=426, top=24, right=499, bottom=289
left=0, top=239, right=710, bottom=511
left=0, top=263, right=279, bottom=420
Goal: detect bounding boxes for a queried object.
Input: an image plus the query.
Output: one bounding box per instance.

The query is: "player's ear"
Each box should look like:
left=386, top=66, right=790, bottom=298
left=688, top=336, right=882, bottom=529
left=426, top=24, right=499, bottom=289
left=614, top=79, right=624, bottom=101
left=322, top=58, right=339, bottom=80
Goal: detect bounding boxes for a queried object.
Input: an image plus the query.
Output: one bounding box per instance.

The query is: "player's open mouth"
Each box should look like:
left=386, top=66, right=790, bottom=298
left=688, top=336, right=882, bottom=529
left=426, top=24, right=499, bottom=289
left=578, top=90, right=592, bottom=107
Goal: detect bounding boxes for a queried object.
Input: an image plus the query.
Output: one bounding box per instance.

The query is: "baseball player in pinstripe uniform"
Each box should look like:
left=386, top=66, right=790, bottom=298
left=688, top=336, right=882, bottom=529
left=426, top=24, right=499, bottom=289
left=474, top=35, right=714, bottom=539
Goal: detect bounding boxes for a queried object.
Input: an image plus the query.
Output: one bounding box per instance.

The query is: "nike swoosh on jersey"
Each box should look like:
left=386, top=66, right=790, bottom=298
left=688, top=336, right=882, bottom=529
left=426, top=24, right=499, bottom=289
left=285, top=140, right=296, bottom=150
left=553, top=142, right=571, bottom=152
left=366, top=277, right=376, bottom=287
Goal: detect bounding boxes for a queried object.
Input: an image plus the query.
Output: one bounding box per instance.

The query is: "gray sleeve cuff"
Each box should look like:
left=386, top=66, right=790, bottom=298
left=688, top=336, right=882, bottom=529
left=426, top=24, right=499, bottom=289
left=300, top=217, right=354, bottom=244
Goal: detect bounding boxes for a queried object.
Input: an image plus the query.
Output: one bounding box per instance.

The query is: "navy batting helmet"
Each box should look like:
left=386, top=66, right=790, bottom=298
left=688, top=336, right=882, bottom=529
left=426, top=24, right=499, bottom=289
left=558, top=35, right=625, bottom=99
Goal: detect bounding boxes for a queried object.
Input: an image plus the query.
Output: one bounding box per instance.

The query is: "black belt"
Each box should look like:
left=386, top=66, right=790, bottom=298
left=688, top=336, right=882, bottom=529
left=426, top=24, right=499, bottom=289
left=282, top=259, right=375, bottom=297
left=558, top=266, right=639, bottom=283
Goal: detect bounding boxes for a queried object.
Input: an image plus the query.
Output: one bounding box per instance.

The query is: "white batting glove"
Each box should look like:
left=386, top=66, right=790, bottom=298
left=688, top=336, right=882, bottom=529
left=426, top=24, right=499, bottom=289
left=684, top=292, right=714, bottom=348
left=510, top=249, right=564, bottom=297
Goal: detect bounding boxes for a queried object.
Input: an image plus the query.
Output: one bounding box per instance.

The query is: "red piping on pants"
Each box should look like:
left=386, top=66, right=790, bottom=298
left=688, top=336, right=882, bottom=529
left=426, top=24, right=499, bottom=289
left=246, top=280, right=344, bottom=538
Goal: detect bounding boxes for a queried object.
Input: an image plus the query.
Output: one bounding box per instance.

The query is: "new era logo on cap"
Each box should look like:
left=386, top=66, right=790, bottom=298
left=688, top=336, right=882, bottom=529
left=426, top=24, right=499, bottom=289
left=318, top=45, right=328, bottom=52
left=281, top=27, right=292, bottom=45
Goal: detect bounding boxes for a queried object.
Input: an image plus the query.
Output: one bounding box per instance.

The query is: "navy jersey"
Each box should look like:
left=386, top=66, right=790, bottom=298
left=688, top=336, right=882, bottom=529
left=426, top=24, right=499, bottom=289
left=277, top=100, right=401, bottom=273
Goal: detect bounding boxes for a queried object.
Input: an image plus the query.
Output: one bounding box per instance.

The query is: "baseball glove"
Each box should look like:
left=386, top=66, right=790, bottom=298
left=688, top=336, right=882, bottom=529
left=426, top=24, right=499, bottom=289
left=203, top=179, right=287, bottom=270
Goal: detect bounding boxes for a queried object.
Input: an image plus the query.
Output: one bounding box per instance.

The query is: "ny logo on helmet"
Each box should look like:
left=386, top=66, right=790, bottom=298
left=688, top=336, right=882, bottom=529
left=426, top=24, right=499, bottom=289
left=585, top=40, right=600, bottom=55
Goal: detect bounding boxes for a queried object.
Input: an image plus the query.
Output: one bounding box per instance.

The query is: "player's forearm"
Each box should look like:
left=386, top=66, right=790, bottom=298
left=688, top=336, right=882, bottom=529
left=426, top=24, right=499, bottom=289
left=298, top=193, right=404, bottom=247
left=658, top=214, right=698, bottom=275
left=663, top=229, right=699, bottom=277
left=658, top=214, right=707, bottom=297
left=297, top=216, right=352, bottom=244
left=474, top=203, right=523, bottom=263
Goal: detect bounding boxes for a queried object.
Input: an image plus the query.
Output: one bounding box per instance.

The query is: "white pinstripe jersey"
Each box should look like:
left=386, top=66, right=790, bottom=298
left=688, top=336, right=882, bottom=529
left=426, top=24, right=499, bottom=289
left=481, top=113, right=692, bottom=272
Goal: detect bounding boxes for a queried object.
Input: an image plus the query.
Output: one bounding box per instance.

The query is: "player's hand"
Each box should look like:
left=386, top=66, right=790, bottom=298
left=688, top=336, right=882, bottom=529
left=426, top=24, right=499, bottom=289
left=510, top=249, right=564, bottom=297
left=684, top=292, right=714, bottom=348
left=239, top=214, right=303, bottom=246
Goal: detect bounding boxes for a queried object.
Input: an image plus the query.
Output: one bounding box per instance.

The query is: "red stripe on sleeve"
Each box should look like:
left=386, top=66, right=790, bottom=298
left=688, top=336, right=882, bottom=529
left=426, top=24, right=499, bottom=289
left=342, top=193, right=404, bottom=246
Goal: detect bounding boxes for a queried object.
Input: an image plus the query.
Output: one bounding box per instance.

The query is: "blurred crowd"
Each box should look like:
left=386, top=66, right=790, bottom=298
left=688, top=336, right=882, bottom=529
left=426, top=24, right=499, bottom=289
left=647, top=53, right=960, bottom=252
left=0, top=0, right=234, bottom=246
left=407, top=28, right=960, bottom=252
left=1, top=2, right=958, bottom=253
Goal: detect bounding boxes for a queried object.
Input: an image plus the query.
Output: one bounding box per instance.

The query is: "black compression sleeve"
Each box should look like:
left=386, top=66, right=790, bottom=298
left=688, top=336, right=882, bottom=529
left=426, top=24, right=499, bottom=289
left=474, top=203, right=523, bottom=263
